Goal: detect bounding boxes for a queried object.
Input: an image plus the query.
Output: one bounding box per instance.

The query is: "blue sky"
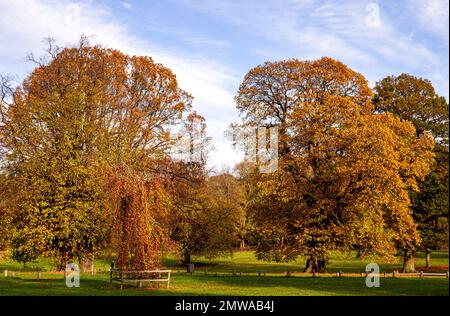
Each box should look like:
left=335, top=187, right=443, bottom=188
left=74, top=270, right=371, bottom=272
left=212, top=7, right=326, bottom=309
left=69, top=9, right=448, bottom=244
left=0, top=0, right=448, bottom=169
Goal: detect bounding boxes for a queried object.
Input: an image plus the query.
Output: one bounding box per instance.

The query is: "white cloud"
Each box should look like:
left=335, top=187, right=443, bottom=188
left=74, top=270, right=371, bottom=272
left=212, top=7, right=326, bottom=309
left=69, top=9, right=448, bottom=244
left=120, top=1, right=133, bottom=11
left=0, top=0, right=242, bottom=170
left=413, top=0, right=449, bottom=40
left=0, top=0, right=447, bottom=170
left=173, top=0, right=448, bottom=98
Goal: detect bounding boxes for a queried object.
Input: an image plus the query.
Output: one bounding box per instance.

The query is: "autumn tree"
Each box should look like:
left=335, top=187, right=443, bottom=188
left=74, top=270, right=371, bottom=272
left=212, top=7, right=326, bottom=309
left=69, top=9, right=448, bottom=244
left=170, top=172, right=245, bottom=264
left=200, top=173, right=246, bottom=257
left=235, top=57, right=372, bottom=157
left=234, top=161, right=263, bottom=249
left=0, top=77, right=13, bottom=251
left=167, top=114, right=245, bottom=264
left=106, top=169, right=172, bottom=270
left=0, top=174, right=14, bottom=251
left=374, top=74, right=449, bottom=271
left=234, top=58, right=434, bottom=272
left=0, top=38, right=192, bottom=269
left=10, top=144, right=106, bottom=270
left=167, top=160, right=207, bottom=265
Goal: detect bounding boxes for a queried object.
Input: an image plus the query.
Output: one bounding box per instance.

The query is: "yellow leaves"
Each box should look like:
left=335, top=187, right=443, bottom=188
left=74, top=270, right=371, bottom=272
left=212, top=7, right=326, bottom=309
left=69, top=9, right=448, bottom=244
left=1, top=37, right=200, bottom=268
left=237, top=57, right=436, bottom=263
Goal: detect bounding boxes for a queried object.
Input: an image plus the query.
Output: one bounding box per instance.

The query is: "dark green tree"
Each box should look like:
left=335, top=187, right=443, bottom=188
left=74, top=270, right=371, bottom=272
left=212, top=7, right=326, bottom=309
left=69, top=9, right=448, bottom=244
left=374, top=73, right=449, bottom=272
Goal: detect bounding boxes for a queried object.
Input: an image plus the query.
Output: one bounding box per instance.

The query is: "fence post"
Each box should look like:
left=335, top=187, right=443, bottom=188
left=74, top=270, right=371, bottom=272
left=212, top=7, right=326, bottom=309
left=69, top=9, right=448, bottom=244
left=446, top=272, right=449, bottom=279
left=4, top=270, right=7, bottom=277
left=420, top=271, right=423, bottom=278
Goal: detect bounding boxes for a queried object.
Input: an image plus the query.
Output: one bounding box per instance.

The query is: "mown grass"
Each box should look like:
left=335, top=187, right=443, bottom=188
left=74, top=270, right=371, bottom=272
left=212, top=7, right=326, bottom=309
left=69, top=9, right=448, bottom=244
left=185, top=250, right=449, bottom=274
left=0, top=250, right=448, bottom=296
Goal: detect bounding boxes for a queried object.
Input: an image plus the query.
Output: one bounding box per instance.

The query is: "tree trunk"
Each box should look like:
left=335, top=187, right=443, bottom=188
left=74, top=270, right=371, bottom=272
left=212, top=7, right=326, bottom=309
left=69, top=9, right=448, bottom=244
left=425, top=249, right=431, bottom=268
left=303, top=256, right=327, bottom=273
left=240, top=239, right=245, bottom=249
left=183, top=251, right=191, bottom=265
left=57, top=257, right=66, bottom=272
left=402, top=248, right=416, bottom=273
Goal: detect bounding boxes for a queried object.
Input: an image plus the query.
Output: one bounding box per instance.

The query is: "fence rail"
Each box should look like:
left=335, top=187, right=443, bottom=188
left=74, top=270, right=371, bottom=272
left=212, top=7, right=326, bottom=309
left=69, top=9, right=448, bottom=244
left=174, top=269, right=449, bottom=279
left=2, top=267, right=448, bottom=281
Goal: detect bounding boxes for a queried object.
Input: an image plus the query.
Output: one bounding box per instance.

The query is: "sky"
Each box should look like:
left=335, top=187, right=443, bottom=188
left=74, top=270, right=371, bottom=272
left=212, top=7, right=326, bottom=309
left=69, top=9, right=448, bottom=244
left=0, top=0, right=448, bottom=170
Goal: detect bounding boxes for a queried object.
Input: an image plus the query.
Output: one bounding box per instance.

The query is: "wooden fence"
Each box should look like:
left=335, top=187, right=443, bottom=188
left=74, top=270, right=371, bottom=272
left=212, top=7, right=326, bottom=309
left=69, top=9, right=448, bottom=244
left=174, top=269, right=449, bottom=279
left=2, top=267, right=448, bottom=281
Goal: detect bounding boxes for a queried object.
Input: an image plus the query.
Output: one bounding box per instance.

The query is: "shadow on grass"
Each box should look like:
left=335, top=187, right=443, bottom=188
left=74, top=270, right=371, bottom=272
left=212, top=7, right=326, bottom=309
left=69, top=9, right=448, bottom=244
left=1, top=273, right=447, bottom=296
left=163, top=274, right=449, bottom=296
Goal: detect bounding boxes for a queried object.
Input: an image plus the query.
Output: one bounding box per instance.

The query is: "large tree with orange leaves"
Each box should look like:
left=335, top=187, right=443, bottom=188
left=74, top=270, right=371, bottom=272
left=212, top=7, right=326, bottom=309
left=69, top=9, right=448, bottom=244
left=0, top=38, right=191, bottom=269
left=235, top=58, right=434, bottom=272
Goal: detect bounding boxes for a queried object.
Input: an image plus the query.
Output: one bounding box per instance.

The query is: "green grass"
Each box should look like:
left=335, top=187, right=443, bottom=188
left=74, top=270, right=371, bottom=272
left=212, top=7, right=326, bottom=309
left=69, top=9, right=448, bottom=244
left=0, top=250, right=448, bottom=296
left=184, top=250, right=449, bottom=274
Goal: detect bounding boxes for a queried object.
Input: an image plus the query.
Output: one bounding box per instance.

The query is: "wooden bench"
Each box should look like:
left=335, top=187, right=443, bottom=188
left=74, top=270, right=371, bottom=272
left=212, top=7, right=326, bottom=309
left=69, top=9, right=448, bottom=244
left=110, top=269, right=171, bottom=289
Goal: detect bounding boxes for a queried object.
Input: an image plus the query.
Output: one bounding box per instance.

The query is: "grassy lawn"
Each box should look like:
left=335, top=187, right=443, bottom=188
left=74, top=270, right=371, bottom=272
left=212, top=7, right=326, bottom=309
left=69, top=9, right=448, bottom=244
left=0, top=250, right=448, bottom=296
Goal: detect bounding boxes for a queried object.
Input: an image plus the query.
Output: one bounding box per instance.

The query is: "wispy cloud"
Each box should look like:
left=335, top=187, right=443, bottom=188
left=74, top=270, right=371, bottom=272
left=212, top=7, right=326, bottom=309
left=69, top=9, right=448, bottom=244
left=0, top=0, right=447, bottom=168
left=0, top=0, right=243, bottom=169
left=412, top=0, right=449, bottom=40
left=172, top=0, right=448, bottom=97
left=120, top=1, right=133, bottom=11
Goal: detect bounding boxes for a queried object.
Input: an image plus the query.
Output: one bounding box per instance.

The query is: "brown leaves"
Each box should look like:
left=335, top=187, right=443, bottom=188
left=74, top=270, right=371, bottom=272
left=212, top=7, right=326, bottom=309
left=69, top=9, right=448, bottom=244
left=1, top=38, right=192, bottom=173
left=105, top=168, right=171, bottom=270
left=0, top=38, right=193, bottom=269
left=237, top=57, right=435, bottom=262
